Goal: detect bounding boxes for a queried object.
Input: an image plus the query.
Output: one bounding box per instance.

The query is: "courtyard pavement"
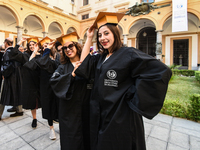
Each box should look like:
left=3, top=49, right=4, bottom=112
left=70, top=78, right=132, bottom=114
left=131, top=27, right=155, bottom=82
left=0, top=106, right=200, bottom=150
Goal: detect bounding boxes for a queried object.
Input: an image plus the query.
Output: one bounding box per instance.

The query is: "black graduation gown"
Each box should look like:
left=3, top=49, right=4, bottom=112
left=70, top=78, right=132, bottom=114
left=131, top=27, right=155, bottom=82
left=75, top=47, right=172, bottom=150
left=0, top=52, right=3, bottom=86
left=50, top=63, right=91, bottom=150
left=26, top=54, right=59, bottom=120
left=0, top=47, right=21, bottom=106
left=8, top=45, right=41, bottom=109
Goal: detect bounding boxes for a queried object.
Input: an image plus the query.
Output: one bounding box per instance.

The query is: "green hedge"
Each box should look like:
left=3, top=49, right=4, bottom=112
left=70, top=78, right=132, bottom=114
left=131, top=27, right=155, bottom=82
left=160, top=99, right=188, bottom=118
left=195, top=71, right=200, bottom=82
left=172, top=69, right=195, bottom=76
left=160, top=94, right=200, bottom=122
left=188, top=94, right=200, bottom=121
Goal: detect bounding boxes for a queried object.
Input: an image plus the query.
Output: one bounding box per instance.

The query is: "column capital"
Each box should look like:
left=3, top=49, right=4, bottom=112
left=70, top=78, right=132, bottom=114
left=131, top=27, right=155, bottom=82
left=16, top=26, right=24, bottom=29
left=155, top=30, right=164, bottom=32
left=78, top=39, right=83, bottom=44
left=123, top=34, right=129, bottom=36
left=42, top=32, right=48, bottom=38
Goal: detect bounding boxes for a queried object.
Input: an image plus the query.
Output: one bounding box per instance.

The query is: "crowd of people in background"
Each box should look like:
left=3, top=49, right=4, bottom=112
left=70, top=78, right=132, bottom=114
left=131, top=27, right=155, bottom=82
left=0, top=12, right=171, bottom=150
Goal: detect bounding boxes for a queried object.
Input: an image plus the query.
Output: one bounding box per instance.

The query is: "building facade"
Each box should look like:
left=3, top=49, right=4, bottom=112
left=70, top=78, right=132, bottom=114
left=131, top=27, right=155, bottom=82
left=0, top=0, right=199, bottom=70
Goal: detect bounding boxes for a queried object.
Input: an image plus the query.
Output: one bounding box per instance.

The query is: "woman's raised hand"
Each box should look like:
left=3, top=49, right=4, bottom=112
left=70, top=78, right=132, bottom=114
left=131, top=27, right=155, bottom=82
left=72, top=61, right=82, bottom=77
left=17, top=37, right=27, bottom=45
left=47, top=41, right=55, bottom=50
left=87, top=26, right=95, bottom=39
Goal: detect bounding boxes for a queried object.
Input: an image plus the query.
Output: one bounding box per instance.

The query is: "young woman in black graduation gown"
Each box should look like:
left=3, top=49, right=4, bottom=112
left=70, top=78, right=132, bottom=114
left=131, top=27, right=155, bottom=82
left=50, top=40, right=91, bottom=150
left=25, top=40, right=59, bottom=140
left=75, top=14, right=172, bottom=150
left=9, top=38, right=41, bottom=128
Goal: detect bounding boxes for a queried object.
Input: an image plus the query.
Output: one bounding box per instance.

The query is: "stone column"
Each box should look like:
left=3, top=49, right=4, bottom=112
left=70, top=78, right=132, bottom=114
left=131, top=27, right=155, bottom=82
left=155, top=30, right=163, bottom=60
left=79, top=39, right=83, bottom=45
left=42, top=32, right=48, bottom=38
left=123, top=34, right=128, bottom=46
left=16, top=26, right=24, bottom=43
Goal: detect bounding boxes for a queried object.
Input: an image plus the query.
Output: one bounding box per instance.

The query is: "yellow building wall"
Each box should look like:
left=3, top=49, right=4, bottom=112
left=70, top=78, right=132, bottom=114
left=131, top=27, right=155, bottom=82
left=0, top=0, right=199, bottom=68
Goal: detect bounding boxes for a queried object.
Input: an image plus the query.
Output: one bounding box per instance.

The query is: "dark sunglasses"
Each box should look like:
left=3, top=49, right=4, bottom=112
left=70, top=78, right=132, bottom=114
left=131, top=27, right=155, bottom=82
left=62, top=44, right=74, bottom=51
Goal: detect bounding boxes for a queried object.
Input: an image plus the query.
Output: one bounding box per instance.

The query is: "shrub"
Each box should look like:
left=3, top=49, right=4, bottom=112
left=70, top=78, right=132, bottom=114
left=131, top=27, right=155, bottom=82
left=181, top=70, right=195, bottom=76
left=160, top=99, right=188, bottom=118
left=169, top=64, right=182, bottom=69
left=195, top=71, right=200, bottom=82
left=188, top=94, right=200, bottom=121
left=172, top=69, right=195, bottom=76
left=172, top=69, right=181, bottom=76
left=169, top=75, right=176, bottom=82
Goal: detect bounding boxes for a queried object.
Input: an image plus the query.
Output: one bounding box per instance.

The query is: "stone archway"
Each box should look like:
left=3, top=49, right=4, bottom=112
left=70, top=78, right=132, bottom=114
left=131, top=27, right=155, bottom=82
left=162, top=13, right=200, bottom=34
left=48, top=22, right=63, bottom=39
left=23, top=15, right=44, bottom=38
left=128, top=18, right=156, bottom=52
left=67, top=27, right=77, bottom=34
left=137, top=27, right=156, bottom=57
left=0, top=5, right=18, bottom=43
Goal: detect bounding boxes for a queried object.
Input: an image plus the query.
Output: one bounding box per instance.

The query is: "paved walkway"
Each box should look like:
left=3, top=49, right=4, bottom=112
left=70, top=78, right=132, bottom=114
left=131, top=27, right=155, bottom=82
left=0, top=106, right=200, bottom=150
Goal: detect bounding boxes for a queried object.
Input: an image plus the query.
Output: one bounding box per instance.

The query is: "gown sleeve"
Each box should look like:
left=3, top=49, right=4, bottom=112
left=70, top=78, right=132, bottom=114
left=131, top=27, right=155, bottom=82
left=8, top=45, right=29, bottom=64
left=50, top=65, right=75, bottom=100
left=55, top=53, right=61, bottom=66
left=1, top=50, right=14, bottom=78
left=75, top=53, right=101, bottom=80
left=126, top=48, right=172, bottom=119
left=34, top=54, right=57, bottom=73
left=23, top=56, right=39, bottom=70
left=23, top=49, right=57, bottom=73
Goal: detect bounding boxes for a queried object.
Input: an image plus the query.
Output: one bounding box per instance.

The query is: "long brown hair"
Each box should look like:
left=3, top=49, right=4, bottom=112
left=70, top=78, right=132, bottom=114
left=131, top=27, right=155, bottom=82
left=60, top=41, right=83, bottom=64
left=97, top=24, right=123, bottom=54
left=26, top=41, right=37, bottom=55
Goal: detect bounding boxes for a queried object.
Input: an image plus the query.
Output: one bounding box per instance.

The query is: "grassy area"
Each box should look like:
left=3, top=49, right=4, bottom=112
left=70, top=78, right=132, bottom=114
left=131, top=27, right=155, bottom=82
left=166, top=76, right=200, bottom=103
left=160, top=76, right=200, bottom=121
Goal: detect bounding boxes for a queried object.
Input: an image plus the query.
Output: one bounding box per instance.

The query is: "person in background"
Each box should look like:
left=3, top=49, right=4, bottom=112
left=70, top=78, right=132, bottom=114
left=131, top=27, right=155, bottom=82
left=8, top=37, right=41, bottom=128
left=55, top=41, right=62, bottom=53
left=54, top=41, right=62, bottom=66
left=0, top=37, right=23, bottom=120
left=50, top=32, right=91, bottom=150
left=7, top=45, right=25, bottom=113
left=24, top=36, right=59, bottom=140
left=0, top=44, right=4, bottom=121
left=24, top=47, right=27, bottom=52
left=90, top=46, right=94, bottom=55
left=18, top=46, right=24, bottom=53
left=75, top=12, right=172, bottom=150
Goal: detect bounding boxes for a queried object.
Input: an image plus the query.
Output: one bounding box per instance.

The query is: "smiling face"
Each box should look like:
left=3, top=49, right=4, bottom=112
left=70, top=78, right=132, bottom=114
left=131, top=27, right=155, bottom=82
left=63, top=42, right=78, bottom=60
left=98, top=25, right=114, bottom=52
left=29, top=41, right=36, bottom=51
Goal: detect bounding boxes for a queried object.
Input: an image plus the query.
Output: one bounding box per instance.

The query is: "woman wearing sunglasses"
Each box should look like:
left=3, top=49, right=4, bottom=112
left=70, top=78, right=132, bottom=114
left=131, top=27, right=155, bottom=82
left=75, top=12, right=172, bottom=150
left=50, top=32, right=91, bottom=150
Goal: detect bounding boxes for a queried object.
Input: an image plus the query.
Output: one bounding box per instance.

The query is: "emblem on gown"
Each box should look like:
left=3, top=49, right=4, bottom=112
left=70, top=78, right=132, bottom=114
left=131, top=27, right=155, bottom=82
left=105, top=70, right=118, bottom=87
left=107, top=70, right=117, bottom=79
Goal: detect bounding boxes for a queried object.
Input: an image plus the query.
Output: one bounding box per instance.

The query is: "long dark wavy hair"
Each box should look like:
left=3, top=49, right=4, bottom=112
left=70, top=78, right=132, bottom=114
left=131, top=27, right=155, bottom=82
left=60, top=41, right=83, bottom=64
left=26, top=41, right=37, bottom=55
left=97, top=24, right=123, bottom=54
